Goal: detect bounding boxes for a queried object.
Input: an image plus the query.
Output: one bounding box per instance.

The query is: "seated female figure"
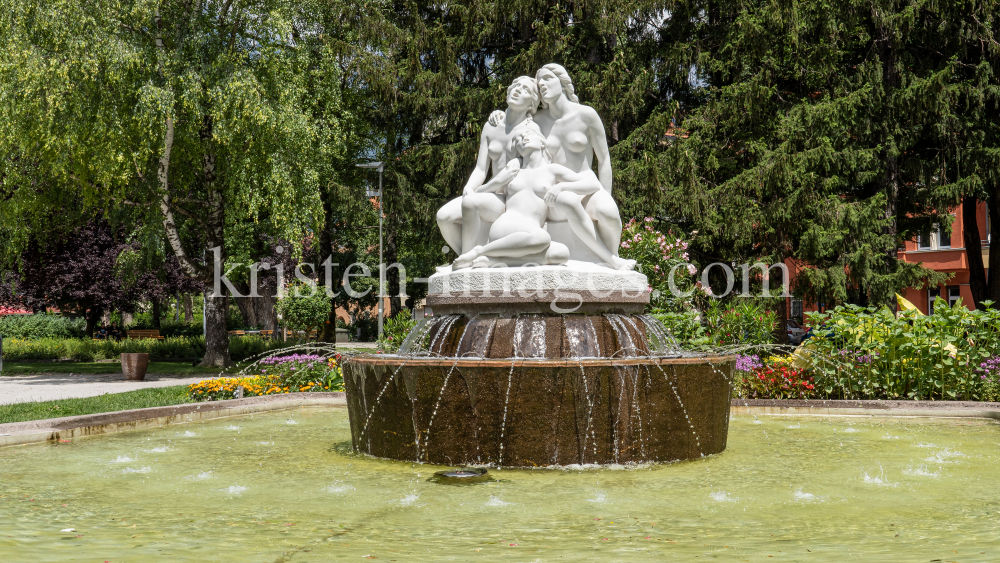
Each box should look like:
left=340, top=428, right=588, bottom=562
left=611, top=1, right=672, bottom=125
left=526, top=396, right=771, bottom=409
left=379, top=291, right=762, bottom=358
left=453, top=127, right=603, bottom=269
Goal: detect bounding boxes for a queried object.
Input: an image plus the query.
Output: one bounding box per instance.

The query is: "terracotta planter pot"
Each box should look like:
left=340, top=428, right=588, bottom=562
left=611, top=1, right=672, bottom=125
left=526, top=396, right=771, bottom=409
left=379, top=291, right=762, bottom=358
left=121, top=353, right=150, bottom=381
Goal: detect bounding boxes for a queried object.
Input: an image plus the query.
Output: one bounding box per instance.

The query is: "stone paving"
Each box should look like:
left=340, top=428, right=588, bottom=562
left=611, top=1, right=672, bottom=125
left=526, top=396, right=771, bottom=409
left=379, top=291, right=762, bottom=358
left=0, top=343, right=379, bottom=406
left=0, top=372, right=216, bottom=405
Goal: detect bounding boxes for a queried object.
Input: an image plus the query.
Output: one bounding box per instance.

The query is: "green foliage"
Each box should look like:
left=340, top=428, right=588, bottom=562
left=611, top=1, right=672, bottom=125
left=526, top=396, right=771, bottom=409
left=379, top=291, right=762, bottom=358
left=703, top=300, right=779, bottom=348
left=654, top=299, right=778, bottom=349
left=0, top=386, right=191, bottom=424
left=378, top=310, right=417, bottom=352
left=276, top=288, right=333, bottom=337
left=652, top=310, right=704, bottom=344
left=0, top=314, right=85, bottom=339
left=1, top=336, right=294, bottom=362
left=797, top=301, right=1000, bottom=400
left=619, top=219, right=705, bottom=311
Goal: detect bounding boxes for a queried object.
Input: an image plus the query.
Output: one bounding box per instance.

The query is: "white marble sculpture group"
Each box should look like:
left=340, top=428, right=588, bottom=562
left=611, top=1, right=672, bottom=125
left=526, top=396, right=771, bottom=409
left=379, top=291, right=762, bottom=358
left=436, top=64, right=636, bottom=272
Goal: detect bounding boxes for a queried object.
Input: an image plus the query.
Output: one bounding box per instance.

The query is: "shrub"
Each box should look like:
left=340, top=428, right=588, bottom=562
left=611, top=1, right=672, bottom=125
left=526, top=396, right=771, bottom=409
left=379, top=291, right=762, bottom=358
left=276, top=287, right=332, bottom=338
left=702, top=300, right=778, bottom=348
left=619, top=218, right=705, bottom=311
left=0, top=335, right=295, bottom=362
left=652, top=310, right=704, bottom=344
left=378, top=310, right=417, bottom=352
left=797, top=301, right=1000, bottom=400
left=0, top=314, right=86, bottom=339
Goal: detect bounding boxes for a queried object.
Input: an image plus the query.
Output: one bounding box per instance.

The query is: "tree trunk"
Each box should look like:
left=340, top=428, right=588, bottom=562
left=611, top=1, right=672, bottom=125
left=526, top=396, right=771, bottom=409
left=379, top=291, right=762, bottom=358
left=151, top=297, right=161, bottom=329
left=319, top=306, right=339, bottom=343
left=183, top=294, right=193, bottom=323
left=85, top=307, right=101, bottom=338
left=988, top=190, right=1000, bottom=304
left=877, top=25, right=901, bottom=309
left=232, top=294, right=258, bottom=328
left=317, top=192, right=337, bottom=345
left=232, top=292, right=278, bottom=332
left=963, top=197, right=988, bottom=308
left=774, top=297, right=789, bottom=345
left=173, top=296, right=181, bottom=322
left=201, top=289, right=231, bottom=366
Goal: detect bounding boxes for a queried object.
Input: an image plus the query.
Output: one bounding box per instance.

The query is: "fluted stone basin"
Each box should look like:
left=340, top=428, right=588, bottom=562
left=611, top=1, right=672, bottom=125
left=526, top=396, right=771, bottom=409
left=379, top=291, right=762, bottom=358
left=344, top=354, right=734, bottom=467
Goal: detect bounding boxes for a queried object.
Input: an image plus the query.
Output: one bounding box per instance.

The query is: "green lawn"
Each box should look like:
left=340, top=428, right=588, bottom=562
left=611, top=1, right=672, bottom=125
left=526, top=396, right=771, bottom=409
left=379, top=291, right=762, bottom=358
left=0, top=361, right=231, bottom=376
left=0, top=385, right=192, bottom=424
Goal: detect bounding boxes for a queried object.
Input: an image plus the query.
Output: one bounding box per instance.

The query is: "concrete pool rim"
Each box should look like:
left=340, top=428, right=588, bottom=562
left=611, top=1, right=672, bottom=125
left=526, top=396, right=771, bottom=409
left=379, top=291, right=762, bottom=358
left=1, top=395, right=997, bottom=448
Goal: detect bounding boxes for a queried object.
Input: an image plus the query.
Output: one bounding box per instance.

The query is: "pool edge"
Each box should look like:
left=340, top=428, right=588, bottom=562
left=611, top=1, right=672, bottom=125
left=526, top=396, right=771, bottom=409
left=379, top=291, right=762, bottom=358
left=731, top=398, right=1000, bottom=420
left=2, top=395, right=996, bottom=448
left=0, top=393, right=346, bottom=448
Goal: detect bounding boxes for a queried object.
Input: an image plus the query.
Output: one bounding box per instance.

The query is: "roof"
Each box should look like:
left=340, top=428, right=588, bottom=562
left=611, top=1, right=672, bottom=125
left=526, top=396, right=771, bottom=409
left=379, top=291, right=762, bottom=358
left=0, top=306, right=31, bottom=316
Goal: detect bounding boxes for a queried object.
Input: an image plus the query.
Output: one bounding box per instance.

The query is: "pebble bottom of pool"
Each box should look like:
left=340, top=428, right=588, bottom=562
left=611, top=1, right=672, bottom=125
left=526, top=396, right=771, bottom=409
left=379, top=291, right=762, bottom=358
left=1, top=406, right=998, bottom=562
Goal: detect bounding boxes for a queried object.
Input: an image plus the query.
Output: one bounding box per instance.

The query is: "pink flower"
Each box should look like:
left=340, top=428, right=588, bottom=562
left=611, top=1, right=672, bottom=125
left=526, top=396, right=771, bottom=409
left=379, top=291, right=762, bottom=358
left=687, top=264, right=697, bottom=275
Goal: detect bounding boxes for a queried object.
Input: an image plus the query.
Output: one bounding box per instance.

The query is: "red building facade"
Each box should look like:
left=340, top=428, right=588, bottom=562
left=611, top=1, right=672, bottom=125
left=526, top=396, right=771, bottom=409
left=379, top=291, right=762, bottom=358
left=787, top=202, right=991, bottom=319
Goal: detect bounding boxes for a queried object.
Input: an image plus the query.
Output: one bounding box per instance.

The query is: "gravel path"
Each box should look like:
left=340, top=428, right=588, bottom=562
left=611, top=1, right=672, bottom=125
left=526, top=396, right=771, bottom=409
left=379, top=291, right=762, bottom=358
left=0, top=372, right=217, bottom=405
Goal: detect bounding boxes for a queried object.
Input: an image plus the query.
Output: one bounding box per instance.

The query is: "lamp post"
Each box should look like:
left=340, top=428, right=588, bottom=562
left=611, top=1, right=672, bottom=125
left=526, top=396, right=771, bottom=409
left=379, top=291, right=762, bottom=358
left=357, top=161, right=385, bottom=348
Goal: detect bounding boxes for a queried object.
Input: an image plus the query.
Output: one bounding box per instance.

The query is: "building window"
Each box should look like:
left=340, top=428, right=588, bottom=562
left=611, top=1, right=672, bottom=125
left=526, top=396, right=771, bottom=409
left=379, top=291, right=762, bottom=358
left=938, top=225, right=952, bottom=249
left=918, top=230, right=933, bottom=250
left=948, top=286, right=961, bottom=308
left=928, top=287, right=941, bottom=315
left=917, top=224, right=952, bottom=250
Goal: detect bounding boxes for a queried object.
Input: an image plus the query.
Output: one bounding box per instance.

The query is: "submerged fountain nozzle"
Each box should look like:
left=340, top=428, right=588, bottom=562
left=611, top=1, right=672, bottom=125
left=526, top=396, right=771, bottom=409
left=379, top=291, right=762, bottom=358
left=432, top=467, right=491, bottom=485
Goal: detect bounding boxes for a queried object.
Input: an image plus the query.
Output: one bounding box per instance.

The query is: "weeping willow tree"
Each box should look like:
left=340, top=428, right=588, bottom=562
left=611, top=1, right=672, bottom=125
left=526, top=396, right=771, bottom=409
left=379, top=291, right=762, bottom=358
left=0, top=0, right=345, bottom=365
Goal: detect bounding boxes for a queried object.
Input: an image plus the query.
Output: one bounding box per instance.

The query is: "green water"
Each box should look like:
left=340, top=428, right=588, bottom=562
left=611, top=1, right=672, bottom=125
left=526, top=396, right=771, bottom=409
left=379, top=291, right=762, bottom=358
left=1, top=408, right=998, bottom=562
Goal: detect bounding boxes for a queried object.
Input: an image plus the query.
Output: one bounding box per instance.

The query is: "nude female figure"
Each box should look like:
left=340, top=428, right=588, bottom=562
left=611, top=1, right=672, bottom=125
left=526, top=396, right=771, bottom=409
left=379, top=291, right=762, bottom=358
left=436, top=76, right=540, bottom=255
left=453, top=127, right=603, bottom=269
left=488, top=64, right=632, bottom=270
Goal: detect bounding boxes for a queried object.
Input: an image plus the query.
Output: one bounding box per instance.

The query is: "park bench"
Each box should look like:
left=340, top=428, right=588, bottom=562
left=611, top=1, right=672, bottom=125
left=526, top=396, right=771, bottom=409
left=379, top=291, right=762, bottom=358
left=126, top=329, right=164, bottom=340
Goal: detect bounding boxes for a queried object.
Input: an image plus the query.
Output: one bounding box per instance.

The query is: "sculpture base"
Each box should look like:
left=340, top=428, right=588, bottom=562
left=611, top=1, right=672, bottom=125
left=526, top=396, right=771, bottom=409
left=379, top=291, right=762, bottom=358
left=427, top=262, right=649, bottom=315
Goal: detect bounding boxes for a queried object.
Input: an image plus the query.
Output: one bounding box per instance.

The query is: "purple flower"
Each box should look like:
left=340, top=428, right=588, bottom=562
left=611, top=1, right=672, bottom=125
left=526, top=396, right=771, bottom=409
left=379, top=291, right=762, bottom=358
left=735, top=354, right=763, bottom=373
left=260, top=353, right=324, bottom=366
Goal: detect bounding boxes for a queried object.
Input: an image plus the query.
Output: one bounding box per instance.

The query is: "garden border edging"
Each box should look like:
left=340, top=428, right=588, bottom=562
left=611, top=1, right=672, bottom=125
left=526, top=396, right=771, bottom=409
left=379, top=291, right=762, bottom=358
left=731, top=398, right=1000, bottom=419
left=0, top=392, right=346, bottom=448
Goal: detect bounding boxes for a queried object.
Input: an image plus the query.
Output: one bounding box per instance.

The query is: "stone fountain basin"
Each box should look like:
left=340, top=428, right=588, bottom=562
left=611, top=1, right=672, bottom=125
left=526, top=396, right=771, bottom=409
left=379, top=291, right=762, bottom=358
left=344, top=355, right=734, bottom=467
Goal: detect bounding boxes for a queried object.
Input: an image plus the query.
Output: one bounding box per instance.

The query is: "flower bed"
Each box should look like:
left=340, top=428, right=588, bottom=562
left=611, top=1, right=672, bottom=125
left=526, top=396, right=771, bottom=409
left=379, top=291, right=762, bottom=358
left=735, top=355, right=817, bottom=399
left=188, top=354, right=344, bottom=401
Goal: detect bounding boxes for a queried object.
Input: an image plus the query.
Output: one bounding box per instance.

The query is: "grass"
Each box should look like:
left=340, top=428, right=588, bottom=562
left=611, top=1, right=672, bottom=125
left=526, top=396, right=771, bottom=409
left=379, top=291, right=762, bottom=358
left=0, top=385, right=192, bottom=424
left=0, top=361, right=231, bottom=376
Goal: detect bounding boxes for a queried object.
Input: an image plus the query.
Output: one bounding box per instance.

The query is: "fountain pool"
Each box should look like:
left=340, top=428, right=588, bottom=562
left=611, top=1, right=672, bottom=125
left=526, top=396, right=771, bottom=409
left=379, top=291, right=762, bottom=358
left=1, top=406, right=998, bottom=562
